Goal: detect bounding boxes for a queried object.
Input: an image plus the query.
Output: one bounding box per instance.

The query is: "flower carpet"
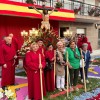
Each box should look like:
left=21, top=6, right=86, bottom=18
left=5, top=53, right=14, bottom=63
left=0, top=65, right=100, bottom=100
left=0, top=76, right=28, bottom=100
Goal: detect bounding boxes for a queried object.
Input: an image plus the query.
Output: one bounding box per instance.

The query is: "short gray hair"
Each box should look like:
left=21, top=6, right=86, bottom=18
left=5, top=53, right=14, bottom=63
left=57, top=41, right=63, bottom=46
left=82, top=43, right=88, bottom=47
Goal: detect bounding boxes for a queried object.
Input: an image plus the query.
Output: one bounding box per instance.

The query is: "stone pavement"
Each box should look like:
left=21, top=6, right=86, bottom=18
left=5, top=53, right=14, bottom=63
left=91, top=49, right=100, bottom=59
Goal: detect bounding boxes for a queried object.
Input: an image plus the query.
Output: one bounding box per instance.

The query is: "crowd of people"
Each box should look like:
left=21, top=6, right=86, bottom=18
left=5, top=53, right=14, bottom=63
left=0, top=33, right=92, bottom=100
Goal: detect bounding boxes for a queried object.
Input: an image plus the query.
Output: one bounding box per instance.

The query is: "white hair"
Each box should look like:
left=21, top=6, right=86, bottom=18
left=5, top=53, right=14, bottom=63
left=57, top=41, right=63, bottom=46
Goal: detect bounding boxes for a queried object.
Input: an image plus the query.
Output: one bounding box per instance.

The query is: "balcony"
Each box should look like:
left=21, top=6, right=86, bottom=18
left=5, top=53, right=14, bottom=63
left=5, top=0, right=100, bottom=23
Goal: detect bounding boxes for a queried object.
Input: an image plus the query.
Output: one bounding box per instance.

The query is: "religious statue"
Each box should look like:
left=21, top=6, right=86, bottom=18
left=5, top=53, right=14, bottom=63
left=33, top=5, right=55, bottom=31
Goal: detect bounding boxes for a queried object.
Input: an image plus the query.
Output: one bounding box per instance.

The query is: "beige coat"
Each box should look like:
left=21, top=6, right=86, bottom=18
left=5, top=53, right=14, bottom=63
left=56, top=49, right=65, bottom=76
left=56, top=63, right=65, bottom=76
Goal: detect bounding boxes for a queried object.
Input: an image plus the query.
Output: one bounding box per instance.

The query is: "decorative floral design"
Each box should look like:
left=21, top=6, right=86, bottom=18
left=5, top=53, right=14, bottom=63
left=74, top=87, right=100, bottom=100
left=19, top=28, right=59, bottom=56
left=0, top=88, right=16, bottom=100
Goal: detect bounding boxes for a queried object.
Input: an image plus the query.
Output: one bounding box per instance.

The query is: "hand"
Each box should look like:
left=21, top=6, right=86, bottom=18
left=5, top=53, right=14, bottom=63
left=51, top=57, right=55, bottom=61
left=39, top=64, right=42, bottom=69
left=81, top=55, right=84, bottom=59
left=68, top=65, right=73, bottom=69
left=66, top=62, right=72, bottom=69
left=14, top=55, right=17, bottom=59
left=3, top=64, right=7, bottom=68
left=66, top=62, right=70, bottom=66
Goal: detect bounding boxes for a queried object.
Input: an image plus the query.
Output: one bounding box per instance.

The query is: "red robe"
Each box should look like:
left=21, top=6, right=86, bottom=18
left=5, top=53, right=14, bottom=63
left=77, top=37, right=83, bottom=48
left=12, top=37, right=20, bottom=65
left=82, top=37, right=92, bottom=53
left=25, top=51, right=46, bottom=99
left=0, top=42, right=16, bottom=87
left=45, top=50, right=55, bottom=91
left=38, top=46, right=46, bottom=57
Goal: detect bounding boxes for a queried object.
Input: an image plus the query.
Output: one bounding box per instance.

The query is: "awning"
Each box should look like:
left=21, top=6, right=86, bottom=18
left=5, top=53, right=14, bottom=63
left=0, top=0, right=75, bottom=21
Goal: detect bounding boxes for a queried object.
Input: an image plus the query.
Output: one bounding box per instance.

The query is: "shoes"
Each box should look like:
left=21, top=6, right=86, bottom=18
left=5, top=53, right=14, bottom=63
left=62, top=88, right=66, bottom=91
left=58, top=88, right=62, bottom=91
left=86, top=80, right=89, bottom=83
left=81, top=79, right=89, bottom=83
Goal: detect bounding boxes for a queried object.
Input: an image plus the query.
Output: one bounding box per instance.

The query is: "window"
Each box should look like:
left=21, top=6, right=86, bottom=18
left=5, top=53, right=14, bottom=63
left=76, top=28, right=86, bottom=34
left=60, top=27, right=69, bottom=37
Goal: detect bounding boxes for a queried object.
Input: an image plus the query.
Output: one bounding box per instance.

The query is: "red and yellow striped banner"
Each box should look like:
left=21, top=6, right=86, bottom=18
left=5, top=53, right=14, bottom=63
left=0, top=0, right=75, bottom=21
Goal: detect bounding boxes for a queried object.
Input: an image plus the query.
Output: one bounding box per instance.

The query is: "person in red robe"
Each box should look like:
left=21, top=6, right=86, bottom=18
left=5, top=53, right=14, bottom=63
left=25, top=42, right=46, bottom=100
left=82, top=35, right=92, bottom=53
left=0, top=36, right=7, bottom=66
left=45, top=44, right=55, bottom=91
left=77, top=35, right=83, bottom=48
left=9, top=33, right=20, bottom=65
left=0, top=36, right=17, bottom=89
left=37, top=39, right=46, bottom=56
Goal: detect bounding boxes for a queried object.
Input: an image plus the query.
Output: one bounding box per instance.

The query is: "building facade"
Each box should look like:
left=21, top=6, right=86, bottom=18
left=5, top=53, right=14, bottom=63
left=59, top=0, right=100, bottom=50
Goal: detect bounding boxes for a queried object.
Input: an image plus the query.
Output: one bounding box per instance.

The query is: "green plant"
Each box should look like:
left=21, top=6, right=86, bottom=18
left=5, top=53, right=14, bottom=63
left=26, top=0, right=33, bottom=4
left=55, top=2, right=62, bottom=8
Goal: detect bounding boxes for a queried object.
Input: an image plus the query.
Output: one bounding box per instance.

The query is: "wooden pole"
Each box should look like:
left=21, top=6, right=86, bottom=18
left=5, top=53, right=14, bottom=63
left=66, top=51, right=69, bottom=97
left=54, top=50, right=56, bottom=88
left=80, top=49, right=87, bottom=92
left=39, top=54, right=44, bottom=100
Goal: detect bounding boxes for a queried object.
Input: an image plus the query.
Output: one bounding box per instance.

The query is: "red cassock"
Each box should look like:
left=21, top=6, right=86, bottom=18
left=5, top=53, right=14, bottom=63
left=0, top=42, right=16, bottom=87
left=77, top=37, right=83, bottom=48
left=45, top=50, right=55, bottom=91
left=12, top=37, right=20, bottom=65
left=25, top=51, right=46, bottom=100
left=38, top=46, right=46, bottom=57
left=82, top=37, right=92, bottom=53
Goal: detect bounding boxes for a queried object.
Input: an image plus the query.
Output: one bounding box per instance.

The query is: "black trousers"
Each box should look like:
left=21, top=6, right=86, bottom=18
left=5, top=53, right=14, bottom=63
left=80, top=67, right=88, bottom=79
left=69, top=68, right=79, bottom=86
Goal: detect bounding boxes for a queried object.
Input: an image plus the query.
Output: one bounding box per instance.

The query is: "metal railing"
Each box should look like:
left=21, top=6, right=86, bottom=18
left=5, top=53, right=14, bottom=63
left=9, top=0, right=100, bottom=17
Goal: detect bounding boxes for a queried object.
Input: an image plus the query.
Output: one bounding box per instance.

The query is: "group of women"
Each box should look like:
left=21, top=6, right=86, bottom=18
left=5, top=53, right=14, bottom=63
left=25, top=37, right=91, bottom=100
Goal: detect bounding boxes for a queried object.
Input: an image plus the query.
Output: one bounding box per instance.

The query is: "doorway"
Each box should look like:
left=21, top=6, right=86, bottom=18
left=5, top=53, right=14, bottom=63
left=60, top=27, right=69, bottom=38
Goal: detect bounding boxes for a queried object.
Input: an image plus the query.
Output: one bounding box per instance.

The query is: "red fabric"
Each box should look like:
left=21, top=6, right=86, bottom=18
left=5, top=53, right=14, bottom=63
left=25, top=51, right=46, bottom=99
left=1, top=60, right=15, bottom=87
left=38, top=46, right=46, bottom=57
left=0, top=15, right=59, bottom=47
left=12, top=37, right=20, bottom=65
left=45, top=50, right=54, bottom=62
left=77, top=37, right=83, bottom=48
left=82, top=37, right=92, bottom=53
left=0, top=1, right=75, bottom=21
left=0, top=42, right=16, bottom=87
left=45, top=50, right=55, bottom=91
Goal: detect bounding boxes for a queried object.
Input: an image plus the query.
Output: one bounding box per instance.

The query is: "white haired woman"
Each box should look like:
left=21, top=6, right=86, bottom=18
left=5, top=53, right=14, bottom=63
left=56, top=41, right=66, bottom=91
left=25, top=42, right=46, bottom=100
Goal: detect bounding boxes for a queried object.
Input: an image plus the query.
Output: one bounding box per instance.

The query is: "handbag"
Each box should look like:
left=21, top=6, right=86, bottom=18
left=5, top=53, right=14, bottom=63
left=45, top=58, right=53, bottom=70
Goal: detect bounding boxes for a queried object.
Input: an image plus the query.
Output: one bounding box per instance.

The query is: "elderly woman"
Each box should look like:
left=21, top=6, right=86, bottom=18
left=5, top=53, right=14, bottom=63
left=80, top=43, right=91, bottom=83
left=56, top=41, right=66, bottom=91
left=65, top=40, right=81, bottom=91
left=45, top=44, right=55, bottom=91
left=25, top=42, right=46, bottom=100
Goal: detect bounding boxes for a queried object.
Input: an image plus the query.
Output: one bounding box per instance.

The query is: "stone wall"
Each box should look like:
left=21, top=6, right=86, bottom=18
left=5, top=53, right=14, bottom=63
left=59, top=21, right=98, bottom=50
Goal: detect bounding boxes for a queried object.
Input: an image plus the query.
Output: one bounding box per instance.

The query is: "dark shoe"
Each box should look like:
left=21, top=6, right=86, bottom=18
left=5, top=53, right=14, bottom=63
left=2, top=86, right=6, bottom=90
